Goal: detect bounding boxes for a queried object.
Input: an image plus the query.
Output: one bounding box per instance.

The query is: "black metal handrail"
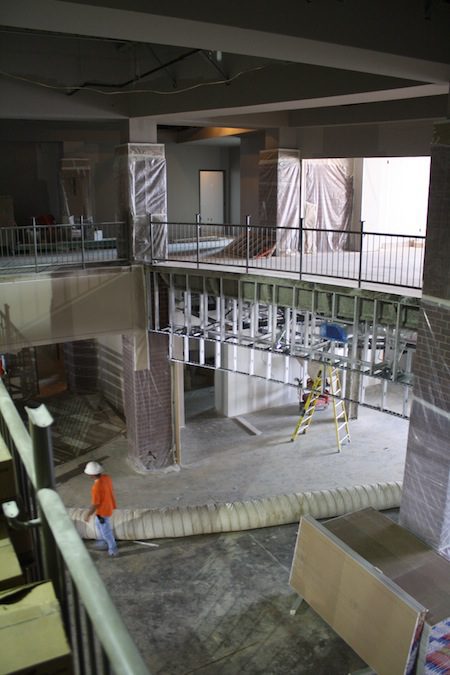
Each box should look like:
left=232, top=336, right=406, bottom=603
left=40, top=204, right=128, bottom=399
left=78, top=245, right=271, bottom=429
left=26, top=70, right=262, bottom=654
left=148, top=218, right=426, bottom=290
left=0, top=380, right=150, bottom=675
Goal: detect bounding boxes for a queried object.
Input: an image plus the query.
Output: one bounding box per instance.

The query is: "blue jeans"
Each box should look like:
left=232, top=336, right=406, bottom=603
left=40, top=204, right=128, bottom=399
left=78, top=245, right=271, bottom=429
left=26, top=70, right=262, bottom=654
left=95, top=515, right=118, bottom=555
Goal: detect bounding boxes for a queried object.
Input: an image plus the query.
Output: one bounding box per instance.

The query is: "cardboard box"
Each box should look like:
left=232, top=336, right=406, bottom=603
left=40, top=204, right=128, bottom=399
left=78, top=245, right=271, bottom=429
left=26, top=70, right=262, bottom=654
left=0, top=523, right=23, bottom=591
left=0, top=436, right=15, bottom=503
left=0, top=581, right=72, bottom=674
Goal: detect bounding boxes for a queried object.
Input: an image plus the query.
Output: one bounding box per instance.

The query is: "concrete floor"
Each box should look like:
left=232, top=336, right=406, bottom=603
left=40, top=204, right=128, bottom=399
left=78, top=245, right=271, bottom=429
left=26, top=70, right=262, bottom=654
left=57, top=385, right=408, bottom=510
left=54, top=385, right=408, bottom=674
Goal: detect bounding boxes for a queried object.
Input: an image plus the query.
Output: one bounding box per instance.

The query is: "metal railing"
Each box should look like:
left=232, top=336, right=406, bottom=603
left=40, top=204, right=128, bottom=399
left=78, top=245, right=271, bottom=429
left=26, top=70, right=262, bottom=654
left=0, top=216, right=426, bottom=290
left=0, top=220, right=128, bottom=273
left=0, top=379, right=150, bottom=675
left=149, top=219, right=426, bottom=290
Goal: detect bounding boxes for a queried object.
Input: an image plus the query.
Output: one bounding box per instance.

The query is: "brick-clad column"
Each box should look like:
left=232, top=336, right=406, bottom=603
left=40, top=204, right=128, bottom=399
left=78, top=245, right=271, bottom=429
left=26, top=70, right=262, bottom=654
left=122, top=332, right=173, bottom=471
left=63, top=339, right=98, bottom=392
left=400, top=122, right=450, bottom=558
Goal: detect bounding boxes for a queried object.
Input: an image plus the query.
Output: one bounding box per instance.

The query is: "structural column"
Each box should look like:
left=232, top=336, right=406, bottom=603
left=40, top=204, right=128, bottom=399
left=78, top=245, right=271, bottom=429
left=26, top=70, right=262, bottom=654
left=399, top=122, right=450, bottom=558
left=259, top=148, right=300, bottom=254
left=115, top=142, right=167, bottom=261
left=122, top=332, right=173, bottom=471
left=116, top=135, right=174, bottom=469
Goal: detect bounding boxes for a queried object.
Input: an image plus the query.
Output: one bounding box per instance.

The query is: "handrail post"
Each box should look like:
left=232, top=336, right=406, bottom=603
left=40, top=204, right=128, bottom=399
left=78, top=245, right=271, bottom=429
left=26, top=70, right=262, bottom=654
left=195, top=213, right=201, bottom=269
left=149, top=213, right=154, bottom=261
left=80, top=215, right=86, bottom=269
left=245, top=215, right=251, bottom=273
left=299, top=217, right=303, bottom=281
left=358, top=220, right=364, bottom=288
left=32, top=217, right=38, bottom=272
left=25, top=403, right=59, bottom=593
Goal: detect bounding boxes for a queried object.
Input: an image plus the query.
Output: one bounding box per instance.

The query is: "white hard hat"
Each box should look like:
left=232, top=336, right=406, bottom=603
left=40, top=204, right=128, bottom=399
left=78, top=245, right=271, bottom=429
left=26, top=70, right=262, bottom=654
left=84, top=461, right=103, bottom=475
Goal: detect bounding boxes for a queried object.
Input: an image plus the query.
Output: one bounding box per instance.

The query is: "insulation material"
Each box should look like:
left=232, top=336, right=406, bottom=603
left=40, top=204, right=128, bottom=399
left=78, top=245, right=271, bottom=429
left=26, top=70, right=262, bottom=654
left=59, top=158, right=93, bottom=221
left=303, top=158, right=354, bottom=252
left=399, top=297, right=450, bottom=559
left=115, top=143, right=167, bottom=262
left=259, top=149, right=300, bottom=254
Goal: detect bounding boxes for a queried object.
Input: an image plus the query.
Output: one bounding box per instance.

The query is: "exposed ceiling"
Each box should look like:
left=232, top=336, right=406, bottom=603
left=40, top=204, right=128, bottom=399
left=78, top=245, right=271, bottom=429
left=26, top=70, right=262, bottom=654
left=0, top=0, right=449, bottom=136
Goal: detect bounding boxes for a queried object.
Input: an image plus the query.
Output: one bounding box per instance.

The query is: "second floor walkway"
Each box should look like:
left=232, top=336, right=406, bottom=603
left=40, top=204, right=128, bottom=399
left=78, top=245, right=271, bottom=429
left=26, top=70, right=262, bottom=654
left=0, top=220, right=425, bottom=297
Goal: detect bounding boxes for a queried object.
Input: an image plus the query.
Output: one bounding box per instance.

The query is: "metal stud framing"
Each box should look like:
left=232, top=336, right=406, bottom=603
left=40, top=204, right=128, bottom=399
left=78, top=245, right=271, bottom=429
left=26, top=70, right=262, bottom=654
left=152, top=272, right=419, bottom=418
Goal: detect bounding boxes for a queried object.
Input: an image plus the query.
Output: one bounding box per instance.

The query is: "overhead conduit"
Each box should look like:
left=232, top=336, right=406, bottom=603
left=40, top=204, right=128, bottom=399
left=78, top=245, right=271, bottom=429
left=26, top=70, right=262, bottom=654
left=70, top=481, right=401, bottom=541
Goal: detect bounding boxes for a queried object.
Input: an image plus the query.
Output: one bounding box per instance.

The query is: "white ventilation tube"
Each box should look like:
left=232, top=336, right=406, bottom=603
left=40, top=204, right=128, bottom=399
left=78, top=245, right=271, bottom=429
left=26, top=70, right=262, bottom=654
left=70, top=481, right=401, bottom=540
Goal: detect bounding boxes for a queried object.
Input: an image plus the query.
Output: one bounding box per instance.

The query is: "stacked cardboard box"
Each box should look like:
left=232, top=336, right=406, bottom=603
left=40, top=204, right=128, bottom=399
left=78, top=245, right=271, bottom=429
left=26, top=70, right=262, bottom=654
left=0, top=581, right=72, bottom=674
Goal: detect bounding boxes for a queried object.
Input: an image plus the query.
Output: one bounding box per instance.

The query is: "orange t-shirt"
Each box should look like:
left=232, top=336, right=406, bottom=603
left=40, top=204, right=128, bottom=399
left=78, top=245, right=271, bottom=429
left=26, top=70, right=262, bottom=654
left=91, top=474, right=117, bottom=517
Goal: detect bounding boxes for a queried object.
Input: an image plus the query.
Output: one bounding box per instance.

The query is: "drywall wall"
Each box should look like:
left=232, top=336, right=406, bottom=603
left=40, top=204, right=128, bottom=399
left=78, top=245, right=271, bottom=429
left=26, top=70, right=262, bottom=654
left=165, top=143, right=236, bottom=223
left=97, top=333, right=125, bottom=415
left=0, top=142, right=61, bottom=225
left=0, top=266, right=146, bottom=352
left=362, top=157, right=430, bottom=235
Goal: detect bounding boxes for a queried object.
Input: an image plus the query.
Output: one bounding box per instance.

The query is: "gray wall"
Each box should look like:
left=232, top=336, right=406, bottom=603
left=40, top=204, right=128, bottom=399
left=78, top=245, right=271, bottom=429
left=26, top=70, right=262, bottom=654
left=0, top=142, right=61, bottom=226
left=165, top=143, right=237, bottom=223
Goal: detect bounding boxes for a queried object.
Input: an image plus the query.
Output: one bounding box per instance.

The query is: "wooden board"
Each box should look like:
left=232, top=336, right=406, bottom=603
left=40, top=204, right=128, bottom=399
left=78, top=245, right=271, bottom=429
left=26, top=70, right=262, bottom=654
left=290, top=515, right=427, bottom=675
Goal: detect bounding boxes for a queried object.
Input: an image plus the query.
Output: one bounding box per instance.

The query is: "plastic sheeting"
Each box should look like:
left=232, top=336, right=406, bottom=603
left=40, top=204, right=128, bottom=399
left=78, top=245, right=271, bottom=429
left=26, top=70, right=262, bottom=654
left=115, top=143, right=167, bottom=262
left=399, top=297, right=450, bottom=560
left=303, top=158, right=354, bottom=253
left=259, top=149, right=300, bottom=254
left=59, top=158, right=93, bottom=221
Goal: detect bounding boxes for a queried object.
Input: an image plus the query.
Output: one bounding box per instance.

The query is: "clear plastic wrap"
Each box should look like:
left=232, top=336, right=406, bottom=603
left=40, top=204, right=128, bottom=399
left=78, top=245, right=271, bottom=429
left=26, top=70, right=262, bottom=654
left=399, top=297, right=450, bottom=560
left=115, top=143, right=167, bottom=261
left=259, top=149, right=300, bottom=253
left=303, top=158, right=354, bottom=253
left=59, top=158, right=93, bottom=220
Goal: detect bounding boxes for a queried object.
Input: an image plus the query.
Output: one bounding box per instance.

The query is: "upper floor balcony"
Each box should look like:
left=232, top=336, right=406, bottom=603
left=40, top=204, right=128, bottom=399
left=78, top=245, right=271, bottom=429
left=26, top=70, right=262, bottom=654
left=0, top=218, right=425, bottom=297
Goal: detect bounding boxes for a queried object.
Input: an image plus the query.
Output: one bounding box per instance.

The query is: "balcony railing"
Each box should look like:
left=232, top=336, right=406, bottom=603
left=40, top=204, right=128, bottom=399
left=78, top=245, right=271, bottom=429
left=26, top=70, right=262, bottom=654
left=0, top=220, right=128, bottom=273
left=149, top=220, right=426, bottom=291
left=1, top=218, right=426, bottom=291
left=0, top=379, right=150, bottom=674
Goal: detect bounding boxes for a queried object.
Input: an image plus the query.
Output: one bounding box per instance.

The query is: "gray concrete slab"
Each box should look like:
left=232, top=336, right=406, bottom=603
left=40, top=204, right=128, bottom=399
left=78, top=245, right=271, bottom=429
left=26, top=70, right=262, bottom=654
left=90, top=522, right=368, bottom=675
left=57, top=387, right=408, bottom=511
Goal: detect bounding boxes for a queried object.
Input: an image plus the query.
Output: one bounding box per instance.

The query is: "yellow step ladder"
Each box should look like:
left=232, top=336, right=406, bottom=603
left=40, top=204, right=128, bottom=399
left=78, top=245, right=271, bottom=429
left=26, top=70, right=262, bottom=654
left=290, top=366, right=351, bottom=452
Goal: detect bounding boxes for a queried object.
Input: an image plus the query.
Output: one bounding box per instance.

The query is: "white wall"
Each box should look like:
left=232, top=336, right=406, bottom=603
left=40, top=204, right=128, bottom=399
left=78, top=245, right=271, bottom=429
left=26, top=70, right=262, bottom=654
left=361, top=157, right=431, bottom=235
left=215, top=344, right=300, bottom=417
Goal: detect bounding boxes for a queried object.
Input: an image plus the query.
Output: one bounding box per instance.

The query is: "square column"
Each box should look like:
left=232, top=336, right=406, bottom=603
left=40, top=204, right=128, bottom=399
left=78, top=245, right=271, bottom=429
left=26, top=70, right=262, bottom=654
left=115, top=143, right=167, bottom=262
left=400, top=123, right=450, bottom=558
left=259, top=149, right=300, bottom=254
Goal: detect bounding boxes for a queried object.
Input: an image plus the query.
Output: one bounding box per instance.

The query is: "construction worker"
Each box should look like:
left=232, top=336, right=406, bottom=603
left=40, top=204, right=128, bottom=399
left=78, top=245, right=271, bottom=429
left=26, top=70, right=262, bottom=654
left=83, top=461, right=118, bottom=557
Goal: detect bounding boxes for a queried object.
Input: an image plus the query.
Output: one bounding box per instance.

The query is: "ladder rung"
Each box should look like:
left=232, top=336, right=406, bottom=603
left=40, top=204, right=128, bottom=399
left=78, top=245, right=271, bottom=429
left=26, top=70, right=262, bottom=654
left=337, top=423, right=348, bottom=431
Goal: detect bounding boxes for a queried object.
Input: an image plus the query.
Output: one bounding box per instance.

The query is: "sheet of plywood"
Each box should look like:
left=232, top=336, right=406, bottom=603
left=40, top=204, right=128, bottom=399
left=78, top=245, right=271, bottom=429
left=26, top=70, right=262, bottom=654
left=290, top=515, right=427, bottom=675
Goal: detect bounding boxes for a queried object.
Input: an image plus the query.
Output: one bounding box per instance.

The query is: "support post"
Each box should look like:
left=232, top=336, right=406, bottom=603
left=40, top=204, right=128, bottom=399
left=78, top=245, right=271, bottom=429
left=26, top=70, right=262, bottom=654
left=195, top=213, right=201, bottom=268
left=25, top=403, right=60, bottom=594
left=245, top=214, right=251, bottom=274
left=32, top=217, right=38, bottom=272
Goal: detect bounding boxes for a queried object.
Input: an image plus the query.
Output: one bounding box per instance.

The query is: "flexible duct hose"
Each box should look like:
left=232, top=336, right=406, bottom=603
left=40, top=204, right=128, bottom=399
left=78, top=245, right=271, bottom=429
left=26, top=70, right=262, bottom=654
left=70, top=481, right=401, bottom=540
